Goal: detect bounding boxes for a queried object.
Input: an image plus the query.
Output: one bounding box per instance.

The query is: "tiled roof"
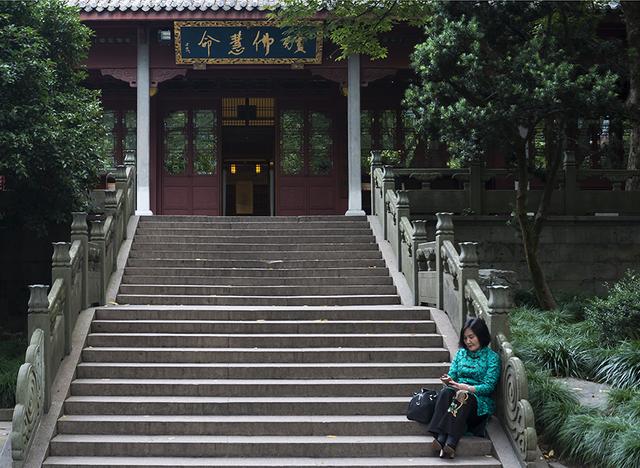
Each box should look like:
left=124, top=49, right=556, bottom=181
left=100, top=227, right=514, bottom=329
left=66, top=0, right=282, bottom=13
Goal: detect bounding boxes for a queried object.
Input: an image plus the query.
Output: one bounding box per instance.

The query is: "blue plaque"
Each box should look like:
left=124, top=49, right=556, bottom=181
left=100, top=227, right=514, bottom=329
left=174, top=21, right=323, bottom=64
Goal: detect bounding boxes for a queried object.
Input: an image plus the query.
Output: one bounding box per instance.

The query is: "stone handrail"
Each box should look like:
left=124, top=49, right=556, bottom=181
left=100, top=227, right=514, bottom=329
left=10, top=329, right=44, bottom=468
left=371, top=151, right=640, bottom=218
left=11, top=162, right=136, bottom=466
left=426, top=213, right=543, bottom=467
left=372, top=156, right=545, bottom=466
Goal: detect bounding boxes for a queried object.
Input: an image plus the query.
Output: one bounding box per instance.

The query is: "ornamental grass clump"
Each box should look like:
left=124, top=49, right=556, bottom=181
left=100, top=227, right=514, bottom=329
left=512, top=307, right=597, bottom=378
left=595, top=341, right=640, bottom=389
left=512, top=291, right=640, bottom=468
left=585, top=270, right=640, bottom=345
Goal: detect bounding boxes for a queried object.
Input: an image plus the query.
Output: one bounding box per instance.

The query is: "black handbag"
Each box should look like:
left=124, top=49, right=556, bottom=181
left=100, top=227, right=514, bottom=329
left=406, top=387, right=438, bottom=424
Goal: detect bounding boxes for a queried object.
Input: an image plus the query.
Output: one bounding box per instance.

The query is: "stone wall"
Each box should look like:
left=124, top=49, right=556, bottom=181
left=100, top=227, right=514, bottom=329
left=416, top=215, right=640, bottom=296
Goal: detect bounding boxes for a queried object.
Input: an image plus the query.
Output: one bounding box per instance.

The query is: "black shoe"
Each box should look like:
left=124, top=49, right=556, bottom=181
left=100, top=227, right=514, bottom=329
left=443, top=444, right=456, bottom=459
left=431, top=437, right=443, bottom=452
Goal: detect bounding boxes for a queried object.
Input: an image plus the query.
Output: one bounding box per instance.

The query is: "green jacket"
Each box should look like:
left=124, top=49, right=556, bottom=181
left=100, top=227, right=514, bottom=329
left=448, top=346, right=501, bottom=417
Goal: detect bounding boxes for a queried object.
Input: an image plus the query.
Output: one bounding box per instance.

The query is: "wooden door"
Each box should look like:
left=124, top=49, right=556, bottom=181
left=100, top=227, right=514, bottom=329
left=277, top=107, right=337, bottom=215
left=160, top=107, right=220, bottom=215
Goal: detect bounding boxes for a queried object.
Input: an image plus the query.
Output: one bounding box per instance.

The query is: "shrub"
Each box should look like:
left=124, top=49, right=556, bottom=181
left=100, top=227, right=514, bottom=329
left=585, top=270, right=640, bottom=345
left=0, top=334, right=27, bottom=408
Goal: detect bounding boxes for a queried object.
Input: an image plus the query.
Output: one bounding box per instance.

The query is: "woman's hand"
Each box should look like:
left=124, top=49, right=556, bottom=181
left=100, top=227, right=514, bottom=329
left=449, top=381, right=475, bottom=393
left=440, top=374, right=453, bottom=385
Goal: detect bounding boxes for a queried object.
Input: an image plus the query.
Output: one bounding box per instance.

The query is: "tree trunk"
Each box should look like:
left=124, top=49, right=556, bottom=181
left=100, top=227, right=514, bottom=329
left=514, top=130, right=558, bottom=310
left=623, top=1, right=640, bottom=190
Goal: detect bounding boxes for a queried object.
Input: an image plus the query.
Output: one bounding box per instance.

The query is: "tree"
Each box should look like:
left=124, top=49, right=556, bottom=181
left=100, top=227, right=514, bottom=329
left=0, top=0, right=107, bottom=234
left=276, top=0, right=621, bottom=310
left=404, top=2, right=619, bottom=309
left=623, top=1, right=640, bottom=190
left=273, top=0, right=431, bottom=60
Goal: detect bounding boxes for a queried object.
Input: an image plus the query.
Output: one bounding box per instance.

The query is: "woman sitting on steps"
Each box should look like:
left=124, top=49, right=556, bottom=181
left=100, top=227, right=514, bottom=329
left=428, top=317, right=501, bottom=459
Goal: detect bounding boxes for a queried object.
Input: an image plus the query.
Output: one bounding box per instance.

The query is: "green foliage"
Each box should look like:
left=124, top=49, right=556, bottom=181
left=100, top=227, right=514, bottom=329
left=273, top=0, right=433, bottom=60
left=0, top=335, right=26, bottom=407
left=595, top=341, right=640, bottom=389
left=0, top=0, right=108, bottom=234
left=586, top=270, right=640, bottom=344
left=513, top=294, right=640, bottom=468
left=511, top=306, right=599, bottom=378
left=405, top=1, right=620, bottom=166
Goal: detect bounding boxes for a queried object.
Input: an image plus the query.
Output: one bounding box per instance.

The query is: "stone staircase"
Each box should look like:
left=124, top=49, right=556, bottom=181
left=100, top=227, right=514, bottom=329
left=43, top=216, right=502, bottom=467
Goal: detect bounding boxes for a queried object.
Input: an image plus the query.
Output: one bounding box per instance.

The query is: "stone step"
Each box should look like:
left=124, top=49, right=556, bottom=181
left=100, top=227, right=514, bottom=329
left=43, top=455, right=502, bottom=468
left=91, top=320, right=433, bottom=334
left=127, top=250, right=383, bottom=261
left=135, top=228, right=374, bottom=236
left=133, top=235, right=376, bottom=244
left=115, top=294, right=402, bottom=306
left=56, top=415, right=431, bottom=436
left=120, top=267, right=391, bottom=278
left=116, top=285, right=398, bottom=297
left=130, top=243, right=379, bottom=252
left=49, top=434, right=492, bottom=458
left=81, top=347, right=449, bottom=364
left=69, top=378, right=442, bottom=397
left=75, top=362, right=449, bottom=379
left=63, top=396, right=412, bottom=416
left=86, top=333, right=443, bottom=348
left=134, top=221, right=370, bottom=229
left=139, top=215, right=367, bottom=223
left=93, top=306, right=430, bottom=321
left=120, top=275, right=393, bottom=286
left=125, top=258, right=387, bottom=269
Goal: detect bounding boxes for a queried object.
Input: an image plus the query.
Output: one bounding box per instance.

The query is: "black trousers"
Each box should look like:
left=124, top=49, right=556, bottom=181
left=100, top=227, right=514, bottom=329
left=427, top=387, right=484, bottom=446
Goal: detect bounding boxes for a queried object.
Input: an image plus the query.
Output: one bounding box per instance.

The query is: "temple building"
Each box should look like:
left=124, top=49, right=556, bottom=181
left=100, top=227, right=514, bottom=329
left=69, top=0, right=425, bottom=216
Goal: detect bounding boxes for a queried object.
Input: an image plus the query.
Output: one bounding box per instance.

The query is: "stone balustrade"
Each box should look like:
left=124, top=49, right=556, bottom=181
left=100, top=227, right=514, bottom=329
left=10, top=329, right=44, bottom=468
left=372, top=150, right=546, bottom=466
left=11, top=162, right=136, bottom=467
left=426, top=213, right=542, bottom=467
left=371, top=151, right=640, bottom=220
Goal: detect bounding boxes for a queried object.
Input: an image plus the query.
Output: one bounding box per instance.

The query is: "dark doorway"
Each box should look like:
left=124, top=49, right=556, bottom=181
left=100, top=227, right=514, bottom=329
left=221, top=125, right=275, bottom=216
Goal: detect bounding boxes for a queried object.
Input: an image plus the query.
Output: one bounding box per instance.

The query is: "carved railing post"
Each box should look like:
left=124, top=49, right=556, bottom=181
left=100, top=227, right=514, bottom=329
left=396, top=191, right=410, bottom=270
left=115, top=165, right=129, bottom=240
left=469, top=161, right=483, bottom=214
left=105, top=190, right=121, bottom=270
left=409, top=220, right=428, bottom=305
left=435, top=212, right=454, bottom=310
left=381, top=166, right=395, bottom=240
left=90, top=219, right=106, bottom=306
left=458, top=242, right=480, bottom=323
left=70, top=212, right=89, bottom=309
left=124, top=154, right=137, bottom=212
left=51, top=242, right=72, bottom=355
left=105, top=189, right=117, bottom=216
left=487, top=285, right=511, bottom=340
left=11, top=329, right=45, bottom=468
left=27, top=285, right=50, bottom=410
left=563, top=151, right=578, bottom=215
left=370, top=150, right=383, bottom=216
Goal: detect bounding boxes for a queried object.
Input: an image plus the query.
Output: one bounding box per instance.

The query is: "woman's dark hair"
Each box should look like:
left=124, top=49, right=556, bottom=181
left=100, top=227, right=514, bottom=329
left=459, top=317, right=492, bottom=349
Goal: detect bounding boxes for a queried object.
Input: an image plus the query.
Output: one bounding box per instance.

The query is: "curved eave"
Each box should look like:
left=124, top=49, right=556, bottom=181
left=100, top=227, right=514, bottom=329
left=77, top=9, right=328, bottom=22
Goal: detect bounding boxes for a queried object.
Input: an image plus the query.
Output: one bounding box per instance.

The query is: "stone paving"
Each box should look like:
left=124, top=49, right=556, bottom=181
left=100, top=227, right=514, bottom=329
left=557, top=377, right=611, bottom=410
left=0, top=420, right=12, bottom=467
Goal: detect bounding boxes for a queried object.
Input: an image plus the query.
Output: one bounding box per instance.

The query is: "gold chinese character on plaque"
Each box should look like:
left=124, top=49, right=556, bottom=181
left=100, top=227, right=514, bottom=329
left=282, top=35, right=306, bottom=54
left=229, top=31, right=245, bottom=56
left=252, top=31, right=275, bottom=56
left=198, top=30, right=220, bottom=57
